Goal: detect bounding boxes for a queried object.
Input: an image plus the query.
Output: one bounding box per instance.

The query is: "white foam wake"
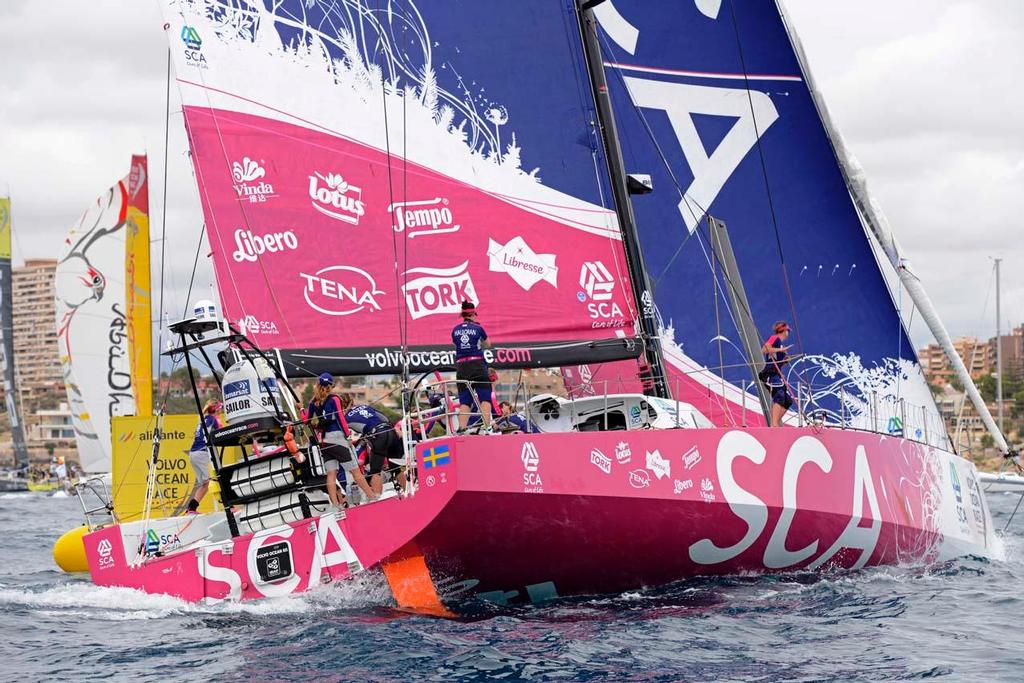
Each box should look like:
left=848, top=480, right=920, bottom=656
left=0, top=571, right=394, bottom=619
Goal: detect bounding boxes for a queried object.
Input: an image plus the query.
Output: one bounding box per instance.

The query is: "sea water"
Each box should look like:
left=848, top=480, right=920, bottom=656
left=1, top=491, right=1022, bottom=682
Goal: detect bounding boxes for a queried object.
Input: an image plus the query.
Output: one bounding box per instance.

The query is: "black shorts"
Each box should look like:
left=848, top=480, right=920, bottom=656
left=771, top=384, right=794, bottom=410
left=455, top=359, right=489, bottom=384
left=365, top=429, right=405, bottom=476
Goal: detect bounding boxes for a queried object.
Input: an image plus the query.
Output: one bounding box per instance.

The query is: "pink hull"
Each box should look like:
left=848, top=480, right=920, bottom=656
left=83, top=427, right=997, bottom=605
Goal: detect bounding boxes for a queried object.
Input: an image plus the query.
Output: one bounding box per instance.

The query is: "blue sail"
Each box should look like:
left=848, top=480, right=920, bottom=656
left=594, top=0, right=940, bottom=441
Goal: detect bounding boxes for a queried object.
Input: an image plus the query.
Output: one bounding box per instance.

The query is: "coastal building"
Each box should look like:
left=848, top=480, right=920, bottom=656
left=919, top=336, right=993, bottom=386
left=10, top=259, right=63, bottom=410
left=33, top=402, right=75, bottom=442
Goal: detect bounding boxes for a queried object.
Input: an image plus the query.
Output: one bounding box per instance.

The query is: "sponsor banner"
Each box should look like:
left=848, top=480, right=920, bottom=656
left=281, top=337, right=643, bottom=376
left=160, top=1, right=639, bottom=368
left=111, top=414, right=240, bottom=522
left=402, top=261, right=477, bottom=320
left=390, top=197, right=460, bottom=238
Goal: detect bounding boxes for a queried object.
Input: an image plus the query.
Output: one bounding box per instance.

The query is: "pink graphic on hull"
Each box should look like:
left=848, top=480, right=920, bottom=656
left=82, top=427, right=990, bottom=606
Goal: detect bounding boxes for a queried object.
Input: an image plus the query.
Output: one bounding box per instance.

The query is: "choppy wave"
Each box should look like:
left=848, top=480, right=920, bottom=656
left=3, top=495, right=1024, bottom=680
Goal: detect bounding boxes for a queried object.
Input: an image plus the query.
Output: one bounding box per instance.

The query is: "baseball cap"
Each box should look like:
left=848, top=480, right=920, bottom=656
left=318, top=372, right=334, bottom=386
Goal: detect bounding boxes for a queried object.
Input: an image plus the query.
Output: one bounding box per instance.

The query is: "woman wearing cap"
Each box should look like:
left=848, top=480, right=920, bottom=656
left=307, top=373, right=376, bottom=507
left=338, top=393, right=407, bottom=497
left=186, top=398, right=223, bottom=514
left=761, top=321, right=794, bottom=427
left=452, top=300, right=493, bottom=431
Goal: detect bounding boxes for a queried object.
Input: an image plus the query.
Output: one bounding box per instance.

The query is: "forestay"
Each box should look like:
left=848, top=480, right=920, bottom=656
left=159, top=0, right=645, bottom=376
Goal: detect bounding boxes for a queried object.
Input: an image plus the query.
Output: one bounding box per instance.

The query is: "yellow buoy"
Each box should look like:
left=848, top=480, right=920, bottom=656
left=53, top=526, right=91, bottom=573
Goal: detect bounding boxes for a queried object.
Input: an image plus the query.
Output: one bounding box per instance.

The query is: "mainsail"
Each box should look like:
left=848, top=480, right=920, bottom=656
left=0, top=198, right=30, bottom=469
left=55, top=156, right=152, bottom=473
left=593, top=0, right=942, bottom=441
left=159, top=0, right=644, bottom=376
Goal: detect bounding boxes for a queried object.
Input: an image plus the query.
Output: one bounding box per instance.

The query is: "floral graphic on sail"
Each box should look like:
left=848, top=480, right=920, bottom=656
left=232, top=157, right=276, bottom=203
left=309, top=172, right=364, bottom=225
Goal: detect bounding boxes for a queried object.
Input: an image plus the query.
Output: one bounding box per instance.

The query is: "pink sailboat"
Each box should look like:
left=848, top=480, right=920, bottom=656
left=75, top=0, right=1003, bottom=609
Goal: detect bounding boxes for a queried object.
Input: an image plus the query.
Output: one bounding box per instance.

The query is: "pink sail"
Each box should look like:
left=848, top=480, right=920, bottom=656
left=160, top=0, right=648, bottom=374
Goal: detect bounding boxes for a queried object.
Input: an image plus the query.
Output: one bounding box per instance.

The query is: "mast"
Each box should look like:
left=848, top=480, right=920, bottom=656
left=576, top=0, right=669, bottom=399
left=0, top=197, right=30, bottom=470
left=995, top=257, right=1003, bottom=434
left=774, top=1, right=1011, bottom=454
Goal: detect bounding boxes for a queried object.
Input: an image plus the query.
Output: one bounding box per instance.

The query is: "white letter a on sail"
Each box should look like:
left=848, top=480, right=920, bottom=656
left=621, top=78, right=779, bottom=233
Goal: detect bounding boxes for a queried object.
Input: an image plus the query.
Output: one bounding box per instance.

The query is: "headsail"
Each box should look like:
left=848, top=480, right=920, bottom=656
left=56, top=157, right=151, bottom=473
left=0, top=198, right=30, bottom=469
left=594, top=0, right=942, bottom=442
left=125, top=157, right=153, bottom=417
left=159, top=0, right=643, bottom=376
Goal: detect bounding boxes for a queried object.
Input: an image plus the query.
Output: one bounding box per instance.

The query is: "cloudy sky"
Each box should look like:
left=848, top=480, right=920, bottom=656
left=0, top=0, right=1020, bottom=352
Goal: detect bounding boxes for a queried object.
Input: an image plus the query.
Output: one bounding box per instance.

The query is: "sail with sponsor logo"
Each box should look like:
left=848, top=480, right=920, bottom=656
left=158, top=0, right=646, bottom=377
left=55, top=155, right=153, bottom=473
left=0, top=197, right=30, bottom=470
left=586, top=0, right=949, bottom=442
left=61, top=0, right=1002, bottom=606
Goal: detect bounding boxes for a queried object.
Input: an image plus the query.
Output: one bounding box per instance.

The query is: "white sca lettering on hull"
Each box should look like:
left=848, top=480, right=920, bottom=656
left=197, top=515, right=357, bottom=601
left=521, top=442, right=543, bottom=492
left=688, top=432, right=881, bottom=569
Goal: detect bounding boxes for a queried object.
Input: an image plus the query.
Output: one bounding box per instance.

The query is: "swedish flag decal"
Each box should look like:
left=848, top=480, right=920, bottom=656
left=422, top=444, right=451, bottom=469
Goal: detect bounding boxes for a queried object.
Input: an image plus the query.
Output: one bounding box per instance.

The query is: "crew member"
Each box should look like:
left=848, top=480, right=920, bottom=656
left=186, top=399, right=223, bottom=514
left=494, top=401, right=539, bottom=434
left=761, top=321, right=794, bottom=427
left=452, top=300, right=493, bottom=431
left=339, top=394, right=407, bottom=496
left=307, top=373, right=376, bottom=507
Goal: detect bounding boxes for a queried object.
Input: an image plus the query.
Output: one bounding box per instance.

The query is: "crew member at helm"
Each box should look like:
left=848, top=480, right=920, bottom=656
left=760, top=321, right=794, bottom=427
left=495, top=401, right=540, bottom=434
left=339, top=394, right=407, bottom=497
left=307, top=373, right=376, bottom=507
left=186, top=399, right=223, bottom=514
left=452, top=300, right=493, bottom=431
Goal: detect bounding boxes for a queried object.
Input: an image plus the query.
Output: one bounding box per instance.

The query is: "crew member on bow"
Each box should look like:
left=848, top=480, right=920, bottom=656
left=760, top=321, right=794, bottom=427
left=307, top=373, right=376, bottom=507
left=452, top=300, right=493, bottom=431
left=339, top=394, right=407, bottom=496
left=185, top=399, right=223, bottom=514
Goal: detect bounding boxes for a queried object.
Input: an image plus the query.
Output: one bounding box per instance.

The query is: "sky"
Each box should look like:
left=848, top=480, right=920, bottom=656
left=0, top=0, right=1021, bottom=353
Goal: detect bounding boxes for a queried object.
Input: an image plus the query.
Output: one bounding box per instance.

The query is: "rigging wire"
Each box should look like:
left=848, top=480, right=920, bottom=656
left=156, top=48, right=172, bottom=383
left=376, top=0, right=411, bottom=392
left=725, top=0, right=804, bottom=354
